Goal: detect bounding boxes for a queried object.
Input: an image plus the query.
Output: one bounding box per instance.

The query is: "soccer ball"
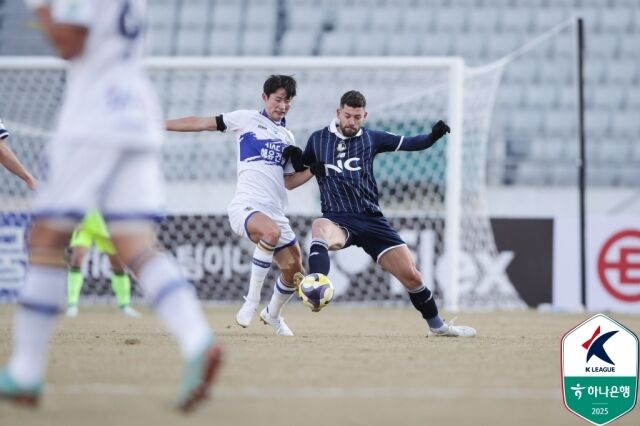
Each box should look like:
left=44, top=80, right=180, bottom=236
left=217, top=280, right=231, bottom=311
left=298, top=273, right=334, bottom=312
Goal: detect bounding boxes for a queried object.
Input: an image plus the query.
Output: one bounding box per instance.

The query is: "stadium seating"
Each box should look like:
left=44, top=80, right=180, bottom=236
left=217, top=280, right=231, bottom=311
left=1, top=0, right=638, bottom=187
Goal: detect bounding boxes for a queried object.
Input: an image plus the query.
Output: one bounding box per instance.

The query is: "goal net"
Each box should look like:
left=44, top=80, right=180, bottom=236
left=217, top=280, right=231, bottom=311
left=0, top=57, right=525, bottom=310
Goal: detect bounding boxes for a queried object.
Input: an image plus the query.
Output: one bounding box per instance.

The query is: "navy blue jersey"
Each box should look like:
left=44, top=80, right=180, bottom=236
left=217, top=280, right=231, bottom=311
left=303, top=121, right=405, bottom=214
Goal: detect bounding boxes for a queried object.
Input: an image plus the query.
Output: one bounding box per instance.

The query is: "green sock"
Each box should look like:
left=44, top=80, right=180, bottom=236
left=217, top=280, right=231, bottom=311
left=111, top=273, right=131, bottom=308
left=67, top=267, right=84, bottom=306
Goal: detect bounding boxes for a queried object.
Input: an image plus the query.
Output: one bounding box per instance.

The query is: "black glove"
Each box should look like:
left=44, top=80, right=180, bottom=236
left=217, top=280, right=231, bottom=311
left=282, top=145, right=305, bottom=171
left=309, top=161, right=326, bottom=177
left=282, top=145, right=302, bottom=161
left=431, top=120, right=451, bottom=141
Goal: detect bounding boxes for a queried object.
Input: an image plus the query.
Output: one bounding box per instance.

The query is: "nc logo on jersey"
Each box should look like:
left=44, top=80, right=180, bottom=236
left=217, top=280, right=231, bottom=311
left=326, top=152, right=361, bottom=174
left=561, top=314, right=639, bottom=425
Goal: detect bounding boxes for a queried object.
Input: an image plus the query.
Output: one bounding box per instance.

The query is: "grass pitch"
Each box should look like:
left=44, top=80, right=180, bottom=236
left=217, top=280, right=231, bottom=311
left=1, top=305, right=639, bottom=426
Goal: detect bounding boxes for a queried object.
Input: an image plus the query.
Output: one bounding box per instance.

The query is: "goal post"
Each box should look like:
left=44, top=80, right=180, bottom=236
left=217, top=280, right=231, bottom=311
left=0, top=55, right=522, bottom=310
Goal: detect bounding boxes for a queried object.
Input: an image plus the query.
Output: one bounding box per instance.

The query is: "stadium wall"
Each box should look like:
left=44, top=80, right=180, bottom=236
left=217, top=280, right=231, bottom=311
left=2, top=204, right=638, bottom=314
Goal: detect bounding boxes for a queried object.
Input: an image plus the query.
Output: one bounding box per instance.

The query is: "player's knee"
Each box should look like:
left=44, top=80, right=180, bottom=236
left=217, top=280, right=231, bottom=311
left=261, top=226, right=281, bottom=246
left=280, top=259, right=304, bottom=285
left=69, top=248, right=86, bottom=267
left=28, top=222, right=73, bottom=267
left=116, top=247, right=158, bottom=276
left=287, top=260, right=305, bottom=278
left=402, top=269, right=424, bottom=290
left=111, top=266, right=126, bottom=275
left=280, top=270, right=295, bottom=285
left=311, top=219, right=331, bottom=240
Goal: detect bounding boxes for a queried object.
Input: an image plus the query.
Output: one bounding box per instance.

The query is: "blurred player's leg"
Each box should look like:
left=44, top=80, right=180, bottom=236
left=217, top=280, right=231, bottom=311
left=104, top=141, right=222, bottom=411
left=111, top=226, right=221, bottom=411
left=236, top=212, right=280, bottom=328
left=0, top=221, right=74, bottom=405
left=378, top=246, right=476, bottom=337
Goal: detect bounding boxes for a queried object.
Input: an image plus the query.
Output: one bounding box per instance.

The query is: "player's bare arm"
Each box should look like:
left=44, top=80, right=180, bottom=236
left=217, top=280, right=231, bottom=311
left=284, top=169, right=314, bottom=190
left=34, top=7, right=87, bottom=60
left=0, top=141, right=37, bottom=190
left=165, top=116, right=218, bottom=132
left=0, top=121, right=37, bottom=190
left=283, top=160, right=326, bottom=190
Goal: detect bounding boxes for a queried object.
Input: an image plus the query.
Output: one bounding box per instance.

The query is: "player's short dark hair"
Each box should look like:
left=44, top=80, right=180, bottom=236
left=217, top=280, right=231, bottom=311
left=340, top=90, right=367, bottom=109
left=263, top=75, right=297, bottom=99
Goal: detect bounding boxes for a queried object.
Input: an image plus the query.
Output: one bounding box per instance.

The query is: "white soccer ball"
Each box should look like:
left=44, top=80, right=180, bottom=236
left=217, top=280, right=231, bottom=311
left=298, top=273, right=334, bottom=312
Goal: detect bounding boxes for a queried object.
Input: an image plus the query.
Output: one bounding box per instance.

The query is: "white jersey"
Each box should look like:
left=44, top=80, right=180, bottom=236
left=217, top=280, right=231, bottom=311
left=51, top=0, right=163, bottom=147
left=222, top=110, right=296, bottom=214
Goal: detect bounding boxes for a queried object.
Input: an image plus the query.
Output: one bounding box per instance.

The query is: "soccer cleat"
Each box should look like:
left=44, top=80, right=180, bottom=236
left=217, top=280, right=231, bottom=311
left=259, top=307, right=294, bottom=336
left=120, top=305, right=142, bottom=318
left=430, top=317, right=476, bottom=337
left=293, top=272, right=305, bottom=288
left=235, top=297, right=259, bottom=328
left=0, top=369, right=41, bottom=407
left=65, top=305, right=79, bottom=318
left=177, top=339, right=224, bottom=413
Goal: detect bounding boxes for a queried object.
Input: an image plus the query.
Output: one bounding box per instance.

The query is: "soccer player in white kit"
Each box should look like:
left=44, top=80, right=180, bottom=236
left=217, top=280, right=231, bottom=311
left=166, top=75, right=306, bottom=336
left=0, top=0, right=222, bottom=412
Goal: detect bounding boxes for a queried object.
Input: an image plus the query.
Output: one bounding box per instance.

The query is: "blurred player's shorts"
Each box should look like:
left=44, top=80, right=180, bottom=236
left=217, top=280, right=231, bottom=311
left=33, top=141, right=165, bottom=223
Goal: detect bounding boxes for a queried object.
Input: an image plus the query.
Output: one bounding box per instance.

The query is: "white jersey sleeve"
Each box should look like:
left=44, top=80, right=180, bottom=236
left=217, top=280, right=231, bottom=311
left=51, top=0, right=97, bottom=26
left=283, top=128, right=296, bottom=175
left=221, top=110, right=255, bottom=133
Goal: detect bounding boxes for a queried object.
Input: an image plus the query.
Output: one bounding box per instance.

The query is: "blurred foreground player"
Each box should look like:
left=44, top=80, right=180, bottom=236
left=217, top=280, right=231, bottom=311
left=0, top=0, right=222, bottom=412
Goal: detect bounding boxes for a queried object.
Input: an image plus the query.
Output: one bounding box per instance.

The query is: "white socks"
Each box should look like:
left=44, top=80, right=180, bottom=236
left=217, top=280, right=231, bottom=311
left=138, top=253, right=212, bottom=359
left=266, top=276, right=296, bottom=318
left=246, top=240, right=275, bottom=303
left=8, top=265, right=66, bottom=387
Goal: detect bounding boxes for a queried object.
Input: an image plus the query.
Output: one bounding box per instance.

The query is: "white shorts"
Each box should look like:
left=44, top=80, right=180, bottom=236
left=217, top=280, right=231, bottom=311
left=227, top=202, right=297, bottom=251
left=33, top=142, right=165, bottom=223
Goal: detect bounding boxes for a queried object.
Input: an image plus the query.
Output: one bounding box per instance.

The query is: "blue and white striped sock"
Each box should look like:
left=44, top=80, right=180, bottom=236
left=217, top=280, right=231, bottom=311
left=9, top=265, right=66, bottom=387
left=247, top=240, right=275, bottom=303
left=266, top=276, right=296, bottom=318
left=138, top=253, right=212, bottom=359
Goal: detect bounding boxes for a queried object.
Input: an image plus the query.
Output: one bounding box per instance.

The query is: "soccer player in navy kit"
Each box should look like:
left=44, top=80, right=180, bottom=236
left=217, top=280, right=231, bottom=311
left=288, top=90, right=476, bottom=337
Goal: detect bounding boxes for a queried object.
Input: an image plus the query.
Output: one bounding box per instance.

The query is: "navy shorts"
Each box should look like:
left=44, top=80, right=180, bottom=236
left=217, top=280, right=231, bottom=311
left=321, top=212, right=406, bottom=262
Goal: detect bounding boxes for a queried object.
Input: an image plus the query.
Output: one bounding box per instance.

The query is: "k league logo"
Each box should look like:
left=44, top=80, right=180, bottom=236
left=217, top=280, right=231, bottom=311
left=562, top=314, right=639, bottom=425
left=582, top=326, right=618, bottom=369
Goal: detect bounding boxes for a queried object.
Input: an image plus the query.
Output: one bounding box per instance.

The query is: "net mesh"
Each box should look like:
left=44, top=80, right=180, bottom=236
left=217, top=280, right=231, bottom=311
left=0, top=59, right=526, bottom=309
